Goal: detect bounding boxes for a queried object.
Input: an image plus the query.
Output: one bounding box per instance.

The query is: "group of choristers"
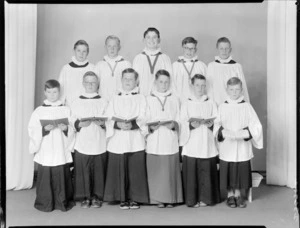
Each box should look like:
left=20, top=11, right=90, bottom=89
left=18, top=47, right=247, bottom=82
left=28, top=27, right=263, bottom=212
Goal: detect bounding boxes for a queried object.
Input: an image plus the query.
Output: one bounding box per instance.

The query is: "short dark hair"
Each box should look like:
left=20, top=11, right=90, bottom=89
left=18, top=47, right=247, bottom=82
left=191, top=74, right=206, bottom=84
left=144, top=27, right=160, bottom=39
left=155, top=69, right=170, bottom=80
left=216, top=37, right=231, bottom=48
left=182, top=37, right=197, bottom=46
left=83, top=71, right=99, bottom=81
left=44, top=79, right=60, bottom=91
left=74, top=40, right=89, bottom=54
left=122, top=68, right=139, bottom=80
left=227, top=77, right=242, bottom=87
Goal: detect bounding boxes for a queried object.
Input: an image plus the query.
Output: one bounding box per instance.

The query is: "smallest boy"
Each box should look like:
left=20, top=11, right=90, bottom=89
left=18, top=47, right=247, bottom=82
left=70, top=71, right=108, bottom=209
left=173, top=37, right=207, bottom=101
left=28, top=79, right=75, bottom=212
left=214, top=77, right=263, bottom=208
left=94, top=35, right=131, bottom=101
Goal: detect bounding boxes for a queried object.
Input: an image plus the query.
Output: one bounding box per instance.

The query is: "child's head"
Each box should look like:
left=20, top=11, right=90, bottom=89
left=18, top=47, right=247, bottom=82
left=105, top=35, right=121, bottom=59
left=44, top=79, right=60, bottom=102
left=226, top=77, right=243, bottom=100
left=82, top=71, right=99, bottom=93
left=216, top=37, right=232, bottom=60
left=143, top=27, right=160, bottom=51
left=121, top=68, right=139, bottom=91
left=155, top=69, right=170, bottom=93
left=73, top=40, right=89, bottom=62
left=191, top=74, right=206, bottom=97
left=182, top=37, right=197, bottom=59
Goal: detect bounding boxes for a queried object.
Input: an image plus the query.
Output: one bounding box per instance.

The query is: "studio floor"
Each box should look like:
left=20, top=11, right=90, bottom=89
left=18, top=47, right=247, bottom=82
left=5, top=180, right=299, bottom=227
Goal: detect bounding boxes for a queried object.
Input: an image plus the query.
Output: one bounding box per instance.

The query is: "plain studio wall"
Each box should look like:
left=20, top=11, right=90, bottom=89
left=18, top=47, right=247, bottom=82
left=35, top=3, right=267, bottom=171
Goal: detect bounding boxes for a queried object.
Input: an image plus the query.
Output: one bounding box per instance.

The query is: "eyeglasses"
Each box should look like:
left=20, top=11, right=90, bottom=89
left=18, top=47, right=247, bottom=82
left=183, top=47, right=196, bottom=51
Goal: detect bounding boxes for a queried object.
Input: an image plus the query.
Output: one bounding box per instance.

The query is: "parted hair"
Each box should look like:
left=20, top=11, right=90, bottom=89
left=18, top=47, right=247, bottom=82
left=227, top=77, right=242, bottom=87
left=122, top=68, right=139, bottom=80
left=144, top=27, right=160, bottom=39
left=216, top=37, right=231, bottom=48
left=155, top=69, right=170, bottom=80
left=182, top=37, right=198, bottom=46
left=82, top=71, right=99, bottom=81
left=73, top=40, right=89, bottom=53
left=191, top=74, right=206, bottom=84
left=44, top=79, right=60, bottom=91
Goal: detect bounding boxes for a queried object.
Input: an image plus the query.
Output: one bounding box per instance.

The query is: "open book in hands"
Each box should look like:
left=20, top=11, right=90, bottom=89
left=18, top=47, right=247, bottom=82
left=146, top=120, right=174, bottom=127
left=188, top=116, right=216, bottom=124
left=112, top=116, right=138, bottom=123
left=222, top=129, right=250, bottom=140
left=40, top=118, right=69, bottom=127
left=80, top=116, right=108, bottom=122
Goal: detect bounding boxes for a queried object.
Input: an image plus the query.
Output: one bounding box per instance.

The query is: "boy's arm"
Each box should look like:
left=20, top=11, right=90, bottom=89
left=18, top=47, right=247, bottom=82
left=236, top=63, right=250, bottom=103
left=28, top=111, right=43, bottom=154
left=58, top=65, right=67, bottom=105
left=247, top=104, right=263, bottom=149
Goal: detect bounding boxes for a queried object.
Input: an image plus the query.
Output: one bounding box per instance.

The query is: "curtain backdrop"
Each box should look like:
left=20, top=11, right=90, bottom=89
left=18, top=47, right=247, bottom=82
left=5, top=3, right=37, bottom=190
left=266, top=0, right=296, bottom=188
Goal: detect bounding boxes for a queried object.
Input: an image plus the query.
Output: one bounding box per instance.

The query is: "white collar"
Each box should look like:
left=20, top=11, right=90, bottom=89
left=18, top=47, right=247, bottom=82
left=71, top=56, right=89, bottom=66
left=118, top=86, right=140, bottom=95
left=188, top=94, right=208, bottom=102
left=225, top=95, right=245, bottom=104
left=143, top=47, right=162, bottom=56
left=44, top=99, right=63, bottom=106
left=151, top=89, right=172, bottom=98
left=178, top=55, right=198, bottom=62
left=81, top=92, right=99, bottom=98
left=214, top=55, right=233, bottom=64
left=103, top=55, right=123, bottom=63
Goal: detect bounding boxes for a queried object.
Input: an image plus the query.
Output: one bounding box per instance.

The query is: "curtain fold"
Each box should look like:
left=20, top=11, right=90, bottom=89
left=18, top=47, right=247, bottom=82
left=5, top=3, right=37, bottom=190
left=266, top=0, right=296, bottom=188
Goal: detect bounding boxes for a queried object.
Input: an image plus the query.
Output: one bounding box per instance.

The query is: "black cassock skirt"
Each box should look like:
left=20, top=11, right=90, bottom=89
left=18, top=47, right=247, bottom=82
left=73, top=150, right=107, bottom=201
left=219, top=159, right=252, bottom=190
left=182, top=155, right=221, bottom=206
left=104, top=150, right=149, bottom=203
left=34, top=163, right=75, bottom=212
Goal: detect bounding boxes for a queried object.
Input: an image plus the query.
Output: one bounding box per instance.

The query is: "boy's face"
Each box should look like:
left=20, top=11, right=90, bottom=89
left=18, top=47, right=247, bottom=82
left=217, top=42, right=232, bottom=60
left=226, top=84, right=243, bottom=100
left=83, top=75, right=99, bottom=93
left=155, top=75, right=170, bottom=93
left=183, top=43, right=197, bottom=59
left=192, top=79, right=206, bottom=97
left=74, top=44, right=88, bottom=62
left=44, top=87, right=60, bottom=103
left=144, top=31, right=160, bottom=50
left=122, top=72, right=137, bottom=91
left=105, top=39, right=120, bottom=59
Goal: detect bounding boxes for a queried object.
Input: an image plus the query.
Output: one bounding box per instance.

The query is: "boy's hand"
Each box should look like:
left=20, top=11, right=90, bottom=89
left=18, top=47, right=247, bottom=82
left=150, top=125, right=160, bottom=131
left=44, top=124, right=55, bottom=131
left=191, top=121, right=201, bottom=128
left=116, top=121, right=125, bottom=129
left=165, top=121, right=175, bottom=130
left=123, top=122, right=132, bottom=130
left=94, top=120, right=105, bottom=126
left=58, top=123, right=68, bottom=131
left=79, top=121, right=91, bottom=128
left=205, top=120, right=214, bottom=128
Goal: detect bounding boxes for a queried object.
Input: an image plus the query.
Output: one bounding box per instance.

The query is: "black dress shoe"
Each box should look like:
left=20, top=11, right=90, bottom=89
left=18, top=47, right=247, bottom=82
left=226, top=196, right=237, bottom=208
left=236, top=196, right=247, bottom=208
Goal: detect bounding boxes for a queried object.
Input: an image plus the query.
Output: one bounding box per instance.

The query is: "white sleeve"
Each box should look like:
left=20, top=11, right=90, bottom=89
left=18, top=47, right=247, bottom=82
left=136, top=95, right=148, bottom=136
left=28, top=110, right=43, bottom=154
left=248, top=104, right=263, bottom=149
left=237, top=64, right=250, bottom=104
left=172, top=62, right=181, bottom=96
left=104, top=98, right=116, bottom=139
left=58, top=65, right=68, bottom=105
left=206, top=63, right=214, bottom=103
left=179, top=101, right=190, bottom=146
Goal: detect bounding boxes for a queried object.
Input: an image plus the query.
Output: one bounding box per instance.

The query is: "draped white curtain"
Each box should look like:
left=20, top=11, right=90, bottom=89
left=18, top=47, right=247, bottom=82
left=5, top=3, right=37, bottom=190
left=266, top=0, right=296, bottom=188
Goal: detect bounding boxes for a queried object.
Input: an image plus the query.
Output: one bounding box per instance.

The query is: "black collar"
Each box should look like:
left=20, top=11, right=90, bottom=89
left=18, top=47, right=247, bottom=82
left=42, top=103, right=63, bottom=107
left=118, top=92, right=138, bottom=96
left=215, top=59, right=236, bottom=64
left=224, top=100, right=245, bottom=104
left=79, top=95, right=101, bottom=99
left=69, top=61, right=89, bottom=68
